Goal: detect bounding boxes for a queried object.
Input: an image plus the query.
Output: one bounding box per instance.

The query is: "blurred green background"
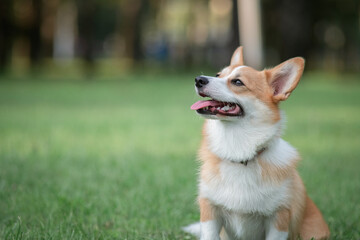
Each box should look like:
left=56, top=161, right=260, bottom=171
left=1, top=0, right=360, bottom=239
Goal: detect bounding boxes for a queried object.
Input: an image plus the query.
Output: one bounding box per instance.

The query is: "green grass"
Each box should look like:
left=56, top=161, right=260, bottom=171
left=0, top=72, right=359, bottom=239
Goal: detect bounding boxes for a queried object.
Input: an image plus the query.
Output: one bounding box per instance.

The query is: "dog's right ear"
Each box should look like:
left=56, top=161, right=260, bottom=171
left=266, top=57, right=305, bottom=102
left=230, top=46, right=244, bottom=66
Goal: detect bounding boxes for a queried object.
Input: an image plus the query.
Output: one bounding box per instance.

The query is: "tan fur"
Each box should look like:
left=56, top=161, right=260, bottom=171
left=220, top=57, right=305, bottom=123
left=259, top=156, right=299, bottom=184
left=300, top=196, right=330, bottom=240
left=275, top=208, right=291, bottom=232
left=289, top=172, right=307, bottom=239
left=199, top=197, right=215, bottom=222
left=224, top=66, right=281, bottom=123
left=199, top=123, right=221, bottom=183
left=219, top=64, right=242, bottom=78
left=199, top=140, right=221, bottom=183
left=194, top=47, right=329, bottom=240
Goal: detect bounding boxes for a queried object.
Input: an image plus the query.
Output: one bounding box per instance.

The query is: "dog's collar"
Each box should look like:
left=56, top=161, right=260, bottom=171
left=231, top=147, right=266, bottom=166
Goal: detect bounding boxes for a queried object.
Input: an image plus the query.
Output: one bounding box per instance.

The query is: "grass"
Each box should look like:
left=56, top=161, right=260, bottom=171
left=0, top=72, right=359, bottom=239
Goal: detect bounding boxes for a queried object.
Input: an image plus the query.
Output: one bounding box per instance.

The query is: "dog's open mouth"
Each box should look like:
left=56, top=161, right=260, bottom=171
left=191, top=99, right=243, bottom=116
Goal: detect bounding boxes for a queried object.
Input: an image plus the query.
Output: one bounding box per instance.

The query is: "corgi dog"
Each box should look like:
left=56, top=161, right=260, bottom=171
left=184, top=47, right=330, bottom=240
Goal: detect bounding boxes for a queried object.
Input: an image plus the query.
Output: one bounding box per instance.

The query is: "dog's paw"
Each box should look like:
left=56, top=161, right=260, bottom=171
left=182, top=222, right=201, bottom=238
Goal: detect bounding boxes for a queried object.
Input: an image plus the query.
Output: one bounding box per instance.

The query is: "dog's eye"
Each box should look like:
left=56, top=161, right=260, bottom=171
left=231, top=79, right=244, bottom=86
left=215, top=73, right=220, bottom=77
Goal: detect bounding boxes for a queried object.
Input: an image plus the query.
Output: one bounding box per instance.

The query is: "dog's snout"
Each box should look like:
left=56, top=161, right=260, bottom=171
left=195, top=76, right=209, bottom=88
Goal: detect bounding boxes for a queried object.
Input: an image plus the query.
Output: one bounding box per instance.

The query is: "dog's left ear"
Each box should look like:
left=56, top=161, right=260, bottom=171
left=230, top=46, right=244, bottom=66
left=267, top=57, right=305, bottom=102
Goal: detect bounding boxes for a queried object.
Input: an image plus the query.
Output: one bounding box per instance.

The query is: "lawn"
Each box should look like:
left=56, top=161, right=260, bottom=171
left=0, top=72, right=359, bottom=239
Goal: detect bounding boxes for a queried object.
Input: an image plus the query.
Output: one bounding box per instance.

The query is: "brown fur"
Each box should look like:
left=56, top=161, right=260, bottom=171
left=199, top=123, right=221, bottom=183
left=289, top=172, right=307, bottom=239
left=300, top=196, right=330, bottom=240
left=219, top=54, right=305, bottom=123
left=262, top=160, right=329, bottom=240
left=259, top=155, right=299, bottom=184
left=199, top=197, right=215, bottom=222
left=196, top=47, right=329, bottom=239
left=276, top=208, right=291, bottom=232
left=218, top=64, right=242, bottom=78
left=224, top=66, right=281, bottom=123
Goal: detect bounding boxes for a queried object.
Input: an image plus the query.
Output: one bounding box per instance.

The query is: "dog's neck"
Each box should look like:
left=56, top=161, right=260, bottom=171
left=205, top=118, right=283, bottom=163
left=231, top=147, right=266, bottom=166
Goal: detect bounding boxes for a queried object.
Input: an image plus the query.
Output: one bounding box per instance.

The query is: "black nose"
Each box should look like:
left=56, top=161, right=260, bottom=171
left=195, top=76, right=209, bottom=88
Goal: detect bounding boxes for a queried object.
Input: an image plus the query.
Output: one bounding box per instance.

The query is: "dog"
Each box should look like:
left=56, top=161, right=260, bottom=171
left=184, top=47, right=330, bottom=240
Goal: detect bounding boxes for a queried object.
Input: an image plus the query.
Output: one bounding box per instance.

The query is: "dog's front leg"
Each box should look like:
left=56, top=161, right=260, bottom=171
left=265, top=208, right=290, bottom=240
left=199, top=197, right=222, bottom=240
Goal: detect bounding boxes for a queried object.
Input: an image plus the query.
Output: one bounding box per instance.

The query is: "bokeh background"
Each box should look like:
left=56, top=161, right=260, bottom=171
left=0, top=0, right=360, bottom=239
left=1, top=0, right=360, bottom=73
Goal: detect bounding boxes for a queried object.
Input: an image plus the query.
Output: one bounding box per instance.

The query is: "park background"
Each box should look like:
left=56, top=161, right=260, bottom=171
left=0, top=0, right=359, bottom=239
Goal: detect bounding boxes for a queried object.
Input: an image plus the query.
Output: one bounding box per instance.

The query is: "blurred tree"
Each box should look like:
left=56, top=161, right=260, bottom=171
left=263, top=0, right=360, bottom=71
left=54, top=1, right=76, bottom=60
left=310, top=0, right=360, bottom=71
left=0, top=0, right=14, bottom=73
left=76, top=0, right=118, bottom=75
left=29, top=0, right=43, bottom=68
left=77, top=0, right=97, bottom=75
left=119, top=0, right=147, bottom=62
left=41, top=0, right=57, bottom=59
left=278, top=0, right=311, bottom=60
left=262, top=0, right=312, bottom=64
left=1, top=0, right=358, bottom=74
left=230, top=0, right=240, bottom=53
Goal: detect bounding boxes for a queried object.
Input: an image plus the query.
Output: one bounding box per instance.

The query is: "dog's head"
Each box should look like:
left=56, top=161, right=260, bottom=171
left=191, top=47, right=305, bottom=124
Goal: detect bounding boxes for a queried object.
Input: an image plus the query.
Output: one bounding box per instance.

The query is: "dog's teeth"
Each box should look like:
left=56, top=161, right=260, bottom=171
left=217, top=107, right=221, bottom=110
left=222, top=106, right=230, bottom=111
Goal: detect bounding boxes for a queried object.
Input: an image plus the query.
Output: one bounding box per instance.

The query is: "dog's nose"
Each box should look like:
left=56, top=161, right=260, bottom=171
left=195, top=76, right=209, bottom=88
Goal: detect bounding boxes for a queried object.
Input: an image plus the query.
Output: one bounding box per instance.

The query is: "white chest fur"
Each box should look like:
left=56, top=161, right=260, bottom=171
left=199, top=159, right=292, bottom=216
left=199, top=135, right=298, bottom=213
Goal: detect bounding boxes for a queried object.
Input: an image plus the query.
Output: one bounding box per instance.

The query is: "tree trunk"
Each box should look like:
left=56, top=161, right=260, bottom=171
left=0, top=0, right=14, bottom=73
left=29, top=0, right=43, bottom=68
left=121, top=0, right=145, bottom=63
left=237, top=0, right=264, bottom=69
left=230, top=0, right=240, bottom=52
left=278, top=0, right=311, bottom=60
left=77, top=0, right=97, bottom=76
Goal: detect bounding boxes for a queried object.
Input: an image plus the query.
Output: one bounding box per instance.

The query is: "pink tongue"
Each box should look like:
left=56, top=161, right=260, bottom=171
left=191, top=100, right=220, bottom=110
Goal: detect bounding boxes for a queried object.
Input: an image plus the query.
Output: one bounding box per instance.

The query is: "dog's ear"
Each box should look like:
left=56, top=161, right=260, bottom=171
left=230, top=46, right=244, bottom=66
left=267, top=57, right=305, bottom=102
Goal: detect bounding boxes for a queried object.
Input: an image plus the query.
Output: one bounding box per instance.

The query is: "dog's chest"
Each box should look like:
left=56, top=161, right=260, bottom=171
left=200, top=161, right=291, bottom=215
